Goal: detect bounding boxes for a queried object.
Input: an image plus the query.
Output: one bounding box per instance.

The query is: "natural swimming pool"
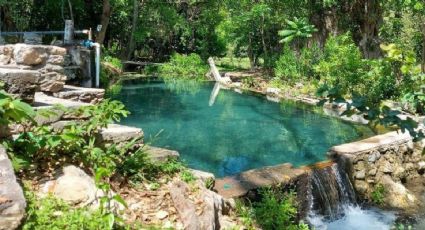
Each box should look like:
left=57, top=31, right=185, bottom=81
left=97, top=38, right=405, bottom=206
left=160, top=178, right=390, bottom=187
left=115, top=79, right=375, bottom=177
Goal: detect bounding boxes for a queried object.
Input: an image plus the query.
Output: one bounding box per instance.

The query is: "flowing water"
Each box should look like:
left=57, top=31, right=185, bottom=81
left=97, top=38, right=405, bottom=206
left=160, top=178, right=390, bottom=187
left=307, top=163, right=397, bottom=229
left=115, top=79, right=375, bottom=177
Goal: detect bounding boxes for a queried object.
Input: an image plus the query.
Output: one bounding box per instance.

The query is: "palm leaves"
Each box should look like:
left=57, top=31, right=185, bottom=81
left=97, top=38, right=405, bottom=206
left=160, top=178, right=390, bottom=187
left=278, top=17, right=317, bottom=43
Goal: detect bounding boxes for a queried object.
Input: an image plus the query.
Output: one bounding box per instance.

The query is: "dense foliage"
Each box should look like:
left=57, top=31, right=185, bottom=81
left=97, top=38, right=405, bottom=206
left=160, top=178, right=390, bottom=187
left=235, top=188, right=308, bottom=230
left=158, top=53, right=208, bottom=79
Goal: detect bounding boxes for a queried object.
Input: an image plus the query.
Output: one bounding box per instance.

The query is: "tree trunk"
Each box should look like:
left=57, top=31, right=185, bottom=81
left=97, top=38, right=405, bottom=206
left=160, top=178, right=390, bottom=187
left=96, top=0, right=111, bottom=45
left=350, top=0, right=383, bottom=59
left=125, top=0, right=140, bottom=60
left=248, top=34, right=255, bottom=70
left=422, top=21, right=425, bottom=73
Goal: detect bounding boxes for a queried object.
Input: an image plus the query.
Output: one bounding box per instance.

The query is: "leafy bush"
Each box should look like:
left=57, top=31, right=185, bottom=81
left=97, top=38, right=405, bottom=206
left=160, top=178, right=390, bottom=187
left=3, top=100, right=140, bottom=177
left=159, top=53, right=209, bottom=79
left=274, top=45, right=322, bottom=84
left=371, top=184, right=386, bottom=205
left=314, top=33, right=366, bottom=94
left=103, top=55, right=123, bottom=70
left=0, top=88, right=35, bottom=125
left=23, top=191, right=112, bottom=230
left=274, top=47, right=300, bottom=81
left=254, top=188, right=307, bottom=230
left=235, top=188, right=308, bottom=230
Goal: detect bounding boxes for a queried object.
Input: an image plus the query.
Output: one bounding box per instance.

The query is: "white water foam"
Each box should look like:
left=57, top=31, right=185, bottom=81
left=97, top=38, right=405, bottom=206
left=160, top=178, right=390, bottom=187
left=308, top=205, right=396, bottom=230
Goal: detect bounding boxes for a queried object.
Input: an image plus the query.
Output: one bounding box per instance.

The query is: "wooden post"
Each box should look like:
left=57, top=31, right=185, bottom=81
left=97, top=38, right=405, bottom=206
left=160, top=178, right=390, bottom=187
left=64, top=20, right=74, bottom=45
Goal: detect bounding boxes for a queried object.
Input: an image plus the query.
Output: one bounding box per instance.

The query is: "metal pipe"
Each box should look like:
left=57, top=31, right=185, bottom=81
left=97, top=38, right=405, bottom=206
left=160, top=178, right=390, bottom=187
left=64, top=20, right=74, bottom=45
left=0, top=30, right=87, bottom=35
left=93, top=43, right=101, bottom=88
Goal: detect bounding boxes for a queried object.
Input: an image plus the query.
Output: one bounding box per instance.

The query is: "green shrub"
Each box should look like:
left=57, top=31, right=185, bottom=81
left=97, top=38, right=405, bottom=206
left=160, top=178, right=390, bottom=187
left=180, top=170, right=196, bottom=183
left=23, top=191, right=112, bottom=230
left=314, top=33, right=366, bottom=94
left=234, top=188, right=308, bottom=230
left=274, top=45, right=322, bottom=84
left=0, top=88, right=35, bottom=125
left=159, top=53, right=208, bottom=79
left=274, top=47, right=300, bottom=82
left=103, top=55, right=123, bottom=70
left=371, top=184, right=386, bottom=205
left=254, top=188, right=307, bottom=230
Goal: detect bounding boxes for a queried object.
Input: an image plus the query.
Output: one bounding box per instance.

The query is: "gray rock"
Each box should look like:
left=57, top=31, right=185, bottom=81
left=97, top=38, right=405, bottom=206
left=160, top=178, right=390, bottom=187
left=190, top=169, right=215, bottom=185
left=381, top=175, right=419, bottom=211
left=354, top=180, right=369, bottom=194
left=355, top=161, right=365, bottom=171
left=145, top=146, right=179, bottom=163
left=0, top=68, right=39, bottom=103
left=418, top=161, right=425, bottom=171
left=47, top=55, right=65, bottom=65
left=0, top=46, right=13, bottom=65
left=98, top=124, right=143, bottom=144
left=13, top=44, right=47, bottom=66
left=47, top=165, right=97, bottom=206
left=368, top=151, right=381, bottom=163
left=0, top=146, right=26, bottom=230
left=169, top=180, right=233, bottom=230
left=379, top=161, right=393, bottom=174
left=368, top=168, right=377, bottom=176
left=355, top=170, right=366, bottom=180
left=169, top=181, right=200, bottom=230
left=53, top=85, right=105, bottom=104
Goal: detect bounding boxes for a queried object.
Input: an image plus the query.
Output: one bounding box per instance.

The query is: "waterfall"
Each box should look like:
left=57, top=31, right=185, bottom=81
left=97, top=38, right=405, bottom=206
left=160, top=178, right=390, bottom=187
left=306, top=162, right=396, bottom=230
left=308, top=162, right=356, bottom=220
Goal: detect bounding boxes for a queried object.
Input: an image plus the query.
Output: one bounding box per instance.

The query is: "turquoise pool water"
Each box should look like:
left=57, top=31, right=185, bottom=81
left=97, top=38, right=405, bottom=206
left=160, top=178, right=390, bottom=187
left=115, top=80, right=374, bottom=177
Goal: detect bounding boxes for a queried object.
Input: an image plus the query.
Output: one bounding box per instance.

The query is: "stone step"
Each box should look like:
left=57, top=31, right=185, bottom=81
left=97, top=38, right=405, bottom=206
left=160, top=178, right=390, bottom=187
left=53, top=85, right=105, bottom=104
left=33, top=92, right=91, bottom=109
left=214, top=163, right=306, bottom=199
left=99, top=124, right=144, bottom=143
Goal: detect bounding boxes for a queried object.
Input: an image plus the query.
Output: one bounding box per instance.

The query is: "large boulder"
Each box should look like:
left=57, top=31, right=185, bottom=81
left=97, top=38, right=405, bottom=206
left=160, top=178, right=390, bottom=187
left=381, top=175, right=420, bottom=212
left=13, top=44, right=47, bottom=66
left=0, top=146, right=26, bottom=230
left=41, top=165, right=97, bottom=206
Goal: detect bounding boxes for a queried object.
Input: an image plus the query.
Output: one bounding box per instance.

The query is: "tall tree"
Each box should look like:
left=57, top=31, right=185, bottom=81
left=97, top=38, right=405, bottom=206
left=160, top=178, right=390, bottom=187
left=96, top=0, right=111, bottom=45
left=125, top=0, right=141, bottom=60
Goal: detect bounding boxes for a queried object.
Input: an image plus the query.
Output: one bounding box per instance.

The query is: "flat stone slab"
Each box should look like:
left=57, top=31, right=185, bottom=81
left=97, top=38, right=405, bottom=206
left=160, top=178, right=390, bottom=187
left=99, top=124, right=144, bottom=143
left=144, top=146, right=179, bottom=162
left=214, top=163, right=306, bottom=199
left=329, top=131, right=412, bottom=157
left=0, top=146, right=26, bottom=230
left=33, top=92, right=91, bottom=109
left=53, top=85, right=105, bottom=104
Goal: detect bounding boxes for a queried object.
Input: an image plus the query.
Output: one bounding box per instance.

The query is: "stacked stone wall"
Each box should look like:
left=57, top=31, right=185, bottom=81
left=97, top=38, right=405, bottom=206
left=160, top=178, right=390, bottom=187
left=329, top=131, right=424, bottom=211
left=0, top=44, right=68, bottom=94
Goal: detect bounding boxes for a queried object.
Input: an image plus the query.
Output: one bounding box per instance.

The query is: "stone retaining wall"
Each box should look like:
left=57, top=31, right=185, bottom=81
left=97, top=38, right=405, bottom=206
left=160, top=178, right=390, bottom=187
left=329, top=131, right=424, bottom=211
left=0, top=44, right=67, bottom=93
